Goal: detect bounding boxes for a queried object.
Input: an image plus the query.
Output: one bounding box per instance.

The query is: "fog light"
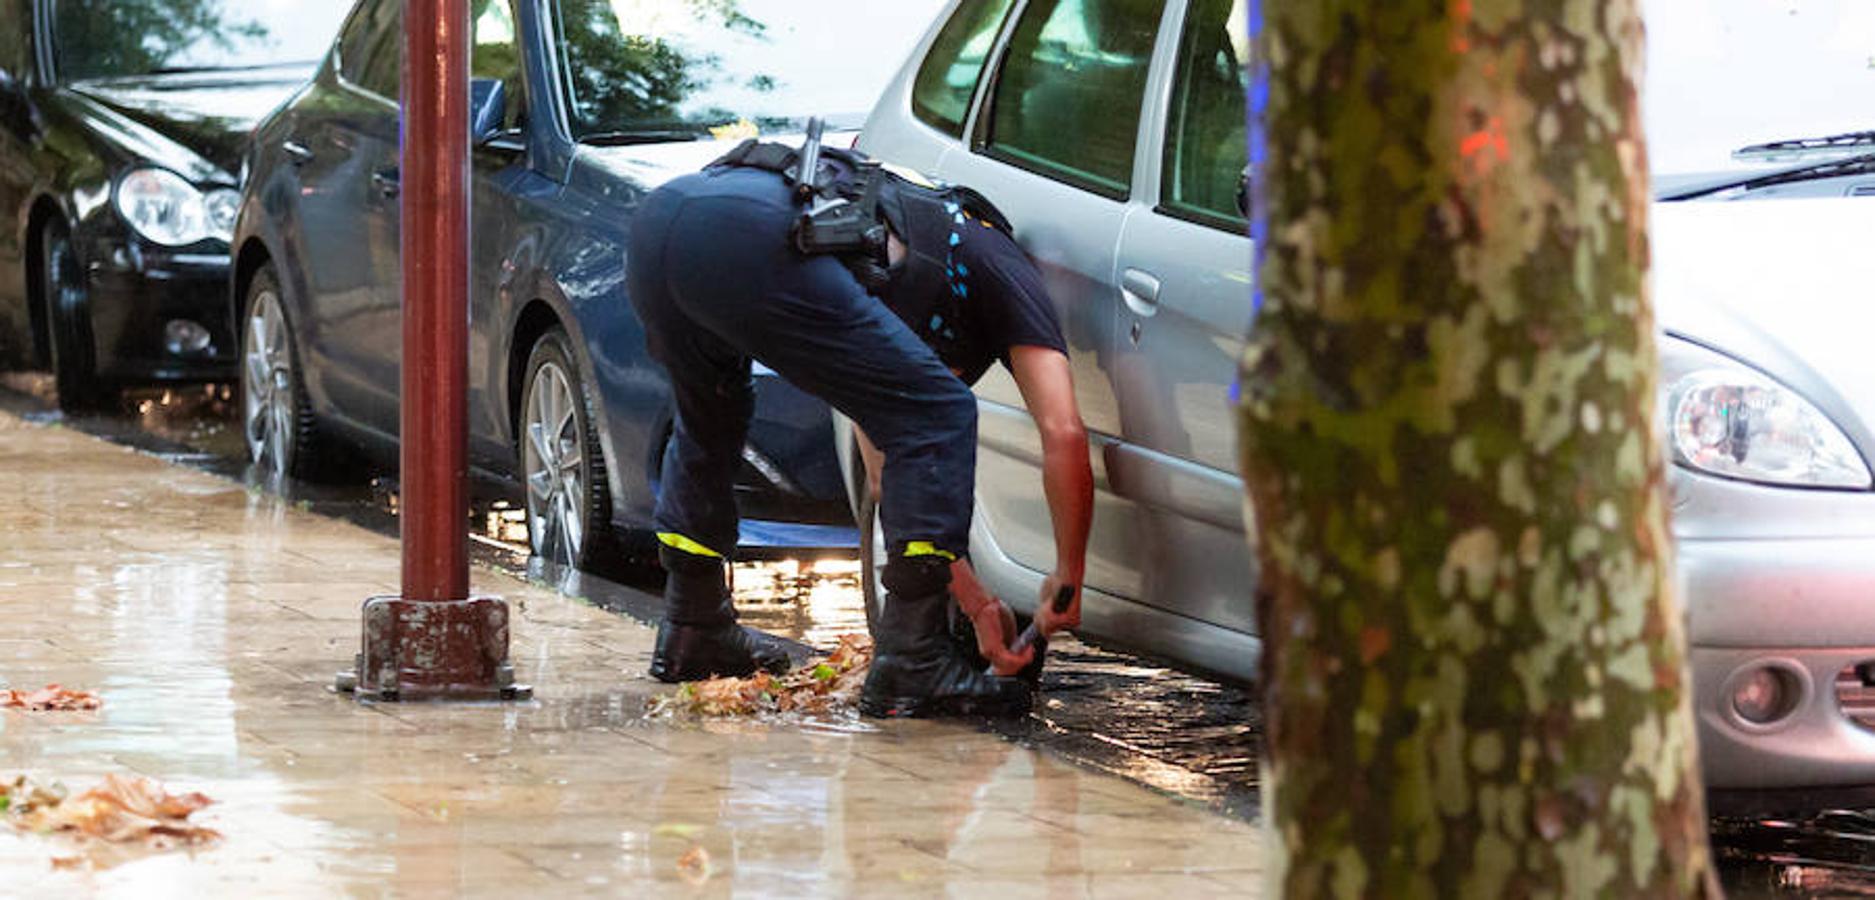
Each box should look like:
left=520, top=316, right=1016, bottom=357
left=164, top=319, right=212, bottom=356
left=1733, top=666, right=1798, bottom=725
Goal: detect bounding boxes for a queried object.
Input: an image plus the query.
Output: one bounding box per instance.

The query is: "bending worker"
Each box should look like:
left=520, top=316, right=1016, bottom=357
left=626, top=127, right=1093, bottom=718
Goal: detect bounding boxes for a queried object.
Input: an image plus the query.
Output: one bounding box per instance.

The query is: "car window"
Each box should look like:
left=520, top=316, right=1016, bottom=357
left=50, top=0, right=348, bottom=81
left=1646, top=0, right=1875, bottom=175
left=552, top=0, right=945, bottom=142
left=1161, top=0, right=1247, bottom=231
left=472, top=0, right=525, bottom=128
left=911, top=0, right=1015, bottom=138
left=986, top=0, right=1164, bottom=198
left=338, top=0, right=401, bottom=101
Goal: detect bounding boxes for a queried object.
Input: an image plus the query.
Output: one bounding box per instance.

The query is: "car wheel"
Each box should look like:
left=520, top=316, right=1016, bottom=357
left=519, top=327, right=612, bottom=570
left=859, top=490, right=887, bottom=633
left=39, top=219, right=105, bottom=413
left=241, top=263, right=339, bottom=482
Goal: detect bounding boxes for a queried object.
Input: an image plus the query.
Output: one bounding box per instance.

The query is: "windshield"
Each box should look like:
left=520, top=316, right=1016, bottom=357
left=1644, top=0, right=1875, bottom=175
left=554, top=0, right=947, bottom=141
left=52, top=0, right=351, bottom=81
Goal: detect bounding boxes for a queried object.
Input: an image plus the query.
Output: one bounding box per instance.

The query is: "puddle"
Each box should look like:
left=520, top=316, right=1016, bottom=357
left=731, top=558, right=867, bottom=652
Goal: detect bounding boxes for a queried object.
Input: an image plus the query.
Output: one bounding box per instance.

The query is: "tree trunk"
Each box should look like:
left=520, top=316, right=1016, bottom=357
left=1239, top=2, right=1718, bottom=896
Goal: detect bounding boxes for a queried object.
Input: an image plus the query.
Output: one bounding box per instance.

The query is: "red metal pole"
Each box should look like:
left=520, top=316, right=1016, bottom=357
left=338, top=0, right=524, bottom=701
left=401, top=0, right=470, bottom=602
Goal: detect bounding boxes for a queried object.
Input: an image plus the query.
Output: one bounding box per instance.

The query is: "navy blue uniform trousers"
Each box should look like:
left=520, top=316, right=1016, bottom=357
left=627, top=166, right=977, bottom=565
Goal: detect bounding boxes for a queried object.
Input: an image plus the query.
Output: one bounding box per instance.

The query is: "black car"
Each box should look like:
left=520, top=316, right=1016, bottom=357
left=230, top=0, right=939, bottom=567
left=0, top=0, right=347, bottom=410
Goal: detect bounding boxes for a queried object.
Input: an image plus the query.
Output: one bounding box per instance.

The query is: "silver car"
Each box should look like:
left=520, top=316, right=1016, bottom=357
left=842, top=0, right=1875, bottom=787
left=839, top=0, right=1257, bottom=682
left=1649, top=0, right=1875, bottom=788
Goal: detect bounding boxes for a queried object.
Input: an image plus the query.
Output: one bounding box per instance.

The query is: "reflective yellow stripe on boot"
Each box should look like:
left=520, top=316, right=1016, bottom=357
left=903, top=541, right=957, bottom=561
left=657, top=532, right=723, bottom=558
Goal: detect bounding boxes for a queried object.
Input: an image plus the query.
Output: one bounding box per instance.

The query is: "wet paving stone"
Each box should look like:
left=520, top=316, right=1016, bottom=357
left=0, top=390, right=1259, bottom=893
left=11, top=373, right=1875, bottom=891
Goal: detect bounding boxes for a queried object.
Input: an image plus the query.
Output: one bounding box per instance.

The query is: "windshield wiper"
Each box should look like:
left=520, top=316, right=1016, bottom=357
left=145, top=62, right=315, bottom=75
left=576, top=130, right=705, bottom=147
left=1662, top=150, right=1875, bottom=201
left=1734, top=129, right=1875, bottom=162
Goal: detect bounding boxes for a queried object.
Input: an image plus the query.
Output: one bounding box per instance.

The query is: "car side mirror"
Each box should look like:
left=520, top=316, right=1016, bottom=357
left=471, top=78, right=505, bottom=142
left=1236, top=166, right=1250, bottom=218
left=470, top=78, right=523, bottom=153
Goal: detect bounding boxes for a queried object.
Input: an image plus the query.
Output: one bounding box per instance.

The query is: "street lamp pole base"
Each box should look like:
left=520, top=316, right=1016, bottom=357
left=335, top=595, right=533, bottom=701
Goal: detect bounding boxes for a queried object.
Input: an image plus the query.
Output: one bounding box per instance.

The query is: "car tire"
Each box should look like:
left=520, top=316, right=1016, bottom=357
left=519, top=327, right=614, bottom=571
left=241, top=263, right=343, bottom=482
left=38, top=219, right=106, bottom=413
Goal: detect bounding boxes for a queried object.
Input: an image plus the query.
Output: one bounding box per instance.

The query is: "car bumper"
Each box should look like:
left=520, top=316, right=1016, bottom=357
left=1685, top=535, right=1875, bottom=788
left=81, top=235, right=236, bottom=382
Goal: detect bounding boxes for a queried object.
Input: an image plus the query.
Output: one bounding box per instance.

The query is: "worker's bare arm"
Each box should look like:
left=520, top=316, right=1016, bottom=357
left=1007, top=345, right=1092, bottom=636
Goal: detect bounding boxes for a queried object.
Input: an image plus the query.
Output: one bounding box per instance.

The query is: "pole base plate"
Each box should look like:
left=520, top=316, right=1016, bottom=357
left=334, top=595, right=533, bottom=701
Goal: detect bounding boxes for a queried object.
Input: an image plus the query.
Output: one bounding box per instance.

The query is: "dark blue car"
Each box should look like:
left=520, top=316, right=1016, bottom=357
left=231, top=0, right=940, bottom=568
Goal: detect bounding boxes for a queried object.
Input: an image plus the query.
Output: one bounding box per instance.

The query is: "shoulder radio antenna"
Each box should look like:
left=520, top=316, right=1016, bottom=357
left=791, top=117, right=826, bottom=203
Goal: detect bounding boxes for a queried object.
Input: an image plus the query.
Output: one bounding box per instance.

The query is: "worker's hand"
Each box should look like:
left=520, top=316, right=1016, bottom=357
left=1035, top=572, right=1082, bottom=637
left=969, top=598, right=1034, bottom=676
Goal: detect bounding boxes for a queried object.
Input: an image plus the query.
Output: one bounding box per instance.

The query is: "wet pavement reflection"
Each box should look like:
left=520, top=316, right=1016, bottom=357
left=0, top=388, right=1261, bottom=893
left=0, top=375, right=1266, bottom=821
left=8, top=374, right=1868, bottom=893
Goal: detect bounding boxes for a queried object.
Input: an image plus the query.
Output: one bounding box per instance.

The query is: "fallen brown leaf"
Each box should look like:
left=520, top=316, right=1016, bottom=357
left=2, top=685, right=101, bottom=711
left=676, top=844, right=711, bottom=886
left=5, top=774, right=218, bottom=850
left=648, top=633, right=874, bottom=718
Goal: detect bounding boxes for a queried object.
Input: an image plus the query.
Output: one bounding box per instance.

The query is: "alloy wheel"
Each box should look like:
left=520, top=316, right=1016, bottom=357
left=522, top=360, right=586, bottom=566
left=242, top=290, right=295, bottom=479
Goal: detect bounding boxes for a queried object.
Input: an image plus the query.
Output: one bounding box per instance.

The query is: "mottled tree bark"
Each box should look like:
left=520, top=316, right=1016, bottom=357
left=1240, top=2, right=1718, bottom=897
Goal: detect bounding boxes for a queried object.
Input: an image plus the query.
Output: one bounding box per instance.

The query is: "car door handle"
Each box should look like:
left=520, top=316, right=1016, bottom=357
left=372, top=167, right=400, bottom=197
left=1121, top=268, right=1161, bottom=317
left=281, top=140, right=314, bottom=166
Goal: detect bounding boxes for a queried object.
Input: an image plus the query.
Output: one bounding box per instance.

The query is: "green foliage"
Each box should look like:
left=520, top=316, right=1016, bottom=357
left=556, top=0, right=771, bottom=135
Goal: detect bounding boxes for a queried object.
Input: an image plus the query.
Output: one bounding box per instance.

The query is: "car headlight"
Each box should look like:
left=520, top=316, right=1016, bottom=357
left=1662, top=338, right=1871, bottom=489
left=114, top=167, right=233, bottom=246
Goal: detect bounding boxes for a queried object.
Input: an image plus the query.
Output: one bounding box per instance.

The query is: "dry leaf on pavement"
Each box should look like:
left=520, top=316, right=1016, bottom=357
left=676, top=844, right=711, bottom=886
left=2, top=685, right=102, bottom=711
left=647, top=633, right=873, bottom=718
left=3, top=773, right=219, bottom=851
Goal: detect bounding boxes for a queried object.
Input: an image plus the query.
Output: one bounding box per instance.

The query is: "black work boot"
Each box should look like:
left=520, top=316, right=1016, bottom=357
left=649, top=546, right=792, bottom=683
left=860, top=557, right=1032, bottom=718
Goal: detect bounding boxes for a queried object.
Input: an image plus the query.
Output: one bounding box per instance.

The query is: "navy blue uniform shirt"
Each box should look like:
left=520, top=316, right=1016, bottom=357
left=880, top=204, right=1068, bottom=386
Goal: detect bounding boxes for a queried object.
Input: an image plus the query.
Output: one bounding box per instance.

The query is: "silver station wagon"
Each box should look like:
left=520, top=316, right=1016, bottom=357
left=840, top=0, right=1875, bottom=789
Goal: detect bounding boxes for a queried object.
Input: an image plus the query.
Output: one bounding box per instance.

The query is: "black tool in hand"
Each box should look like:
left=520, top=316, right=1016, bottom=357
left=987, top=584, right=1075, bottom=675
